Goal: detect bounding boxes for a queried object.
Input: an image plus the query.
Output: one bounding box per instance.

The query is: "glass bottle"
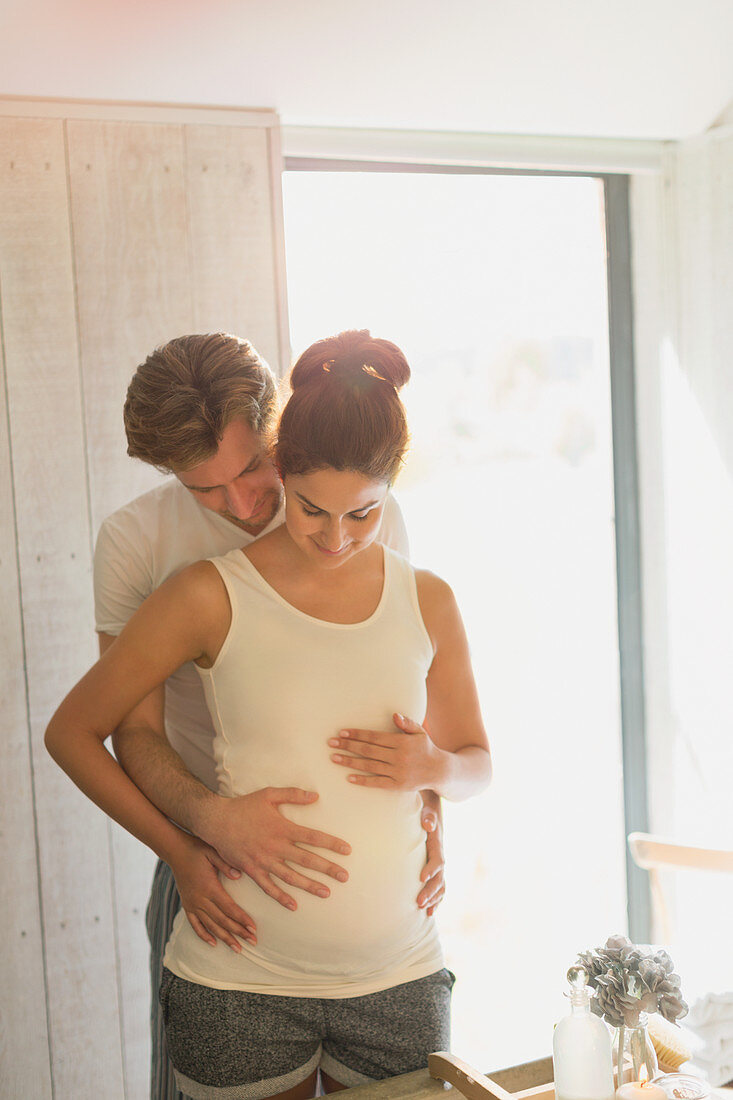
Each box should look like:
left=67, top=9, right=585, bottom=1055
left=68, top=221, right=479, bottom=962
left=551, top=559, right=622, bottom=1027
left=613, top=1013, right=658, bottom=1084
left=553, top=966, right=615, bottom=1100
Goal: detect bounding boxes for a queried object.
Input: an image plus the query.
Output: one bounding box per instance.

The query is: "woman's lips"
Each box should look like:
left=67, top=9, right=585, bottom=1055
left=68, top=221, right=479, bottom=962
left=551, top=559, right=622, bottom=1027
left=314, top=542, right=349, bottom=555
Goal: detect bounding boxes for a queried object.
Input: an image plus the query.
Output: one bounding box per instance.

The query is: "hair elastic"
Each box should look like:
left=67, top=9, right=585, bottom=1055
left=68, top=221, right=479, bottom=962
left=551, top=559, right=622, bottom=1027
left=361, top=364, right=390, bottom=383
left=321, top=359, right=389, bottom=384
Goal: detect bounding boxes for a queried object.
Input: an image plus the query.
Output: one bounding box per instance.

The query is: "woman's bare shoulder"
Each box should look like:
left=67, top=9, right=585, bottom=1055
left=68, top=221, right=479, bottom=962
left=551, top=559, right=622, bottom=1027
left=414, top=569, right=462, bottom=644
left=414, top=568, right=456, bottom=608
left=155, top=559, right=230, bottom=620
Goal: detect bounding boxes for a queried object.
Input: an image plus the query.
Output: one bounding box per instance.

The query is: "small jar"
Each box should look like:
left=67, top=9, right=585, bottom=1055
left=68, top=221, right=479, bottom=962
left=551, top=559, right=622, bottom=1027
left=652, top=1073, right=711, bottom=1100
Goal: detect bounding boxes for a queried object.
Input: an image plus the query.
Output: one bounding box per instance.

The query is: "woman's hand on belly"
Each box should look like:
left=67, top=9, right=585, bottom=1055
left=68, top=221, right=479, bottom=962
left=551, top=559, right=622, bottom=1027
left=327, top=713, right=442, bottom=792
left=169, top=833, right=257, bottom=951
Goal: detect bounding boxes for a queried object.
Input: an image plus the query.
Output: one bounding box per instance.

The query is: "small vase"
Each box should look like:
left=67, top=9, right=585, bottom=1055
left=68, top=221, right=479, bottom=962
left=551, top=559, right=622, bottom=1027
left=613, top=1015, right=659, bottom=1084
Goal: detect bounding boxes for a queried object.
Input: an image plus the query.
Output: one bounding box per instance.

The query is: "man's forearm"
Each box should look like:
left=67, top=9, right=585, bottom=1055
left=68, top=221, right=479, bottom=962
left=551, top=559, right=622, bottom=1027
left=112, top=723, right=218, bottom=839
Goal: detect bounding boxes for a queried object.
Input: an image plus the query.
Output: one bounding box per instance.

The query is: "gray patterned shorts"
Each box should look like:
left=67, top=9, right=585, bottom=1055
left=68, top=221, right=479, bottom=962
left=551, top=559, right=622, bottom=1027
left=159, top=966, right=455, bottom=1100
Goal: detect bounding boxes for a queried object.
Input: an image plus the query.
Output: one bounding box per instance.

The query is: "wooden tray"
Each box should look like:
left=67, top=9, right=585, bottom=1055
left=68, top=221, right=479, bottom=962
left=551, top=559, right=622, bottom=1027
left=429, top=1053, right=555, bottom=1100
left=340, top=1054, right=554, bottom=1100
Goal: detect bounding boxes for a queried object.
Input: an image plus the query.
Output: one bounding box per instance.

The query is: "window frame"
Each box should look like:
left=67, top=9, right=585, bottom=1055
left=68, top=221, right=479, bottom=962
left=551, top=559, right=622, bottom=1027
left=283, top=156, right=652, bottom=940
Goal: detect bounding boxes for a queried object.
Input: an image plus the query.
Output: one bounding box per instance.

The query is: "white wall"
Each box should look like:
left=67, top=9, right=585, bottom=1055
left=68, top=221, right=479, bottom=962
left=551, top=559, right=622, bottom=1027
left=0, top=98, right=288, bottom=1100
left=631, top=123, right=733, bottom=994
left=1, top=0, right=732, bottom=139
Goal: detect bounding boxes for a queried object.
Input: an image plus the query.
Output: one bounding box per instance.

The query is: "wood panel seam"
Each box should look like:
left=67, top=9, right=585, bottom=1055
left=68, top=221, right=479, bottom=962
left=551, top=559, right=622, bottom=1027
left=0, top=270, right=56, bottom=1097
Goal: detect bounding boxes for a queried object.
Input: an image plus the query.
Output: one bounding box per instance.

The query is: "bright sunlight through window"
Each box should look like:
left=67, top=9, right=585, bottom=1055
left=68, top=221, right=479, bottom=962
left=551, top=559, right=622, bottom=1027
left=283, top=168, right=627, bottom=1068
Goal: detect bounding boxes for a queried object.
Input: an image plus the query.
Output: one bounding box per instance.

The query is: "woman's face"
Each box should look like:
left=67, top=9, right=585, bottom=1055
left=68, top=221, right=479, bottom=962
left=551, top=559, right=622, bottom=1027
left=284, top=467, right=388, bottom=570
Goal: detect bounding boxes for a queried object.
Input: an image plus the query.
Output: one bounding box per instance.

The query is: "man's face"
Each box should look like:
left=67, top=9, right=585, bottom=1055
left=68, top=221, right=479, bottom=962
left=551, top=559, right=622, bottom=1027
left=174, top=419, right=283, bottom=535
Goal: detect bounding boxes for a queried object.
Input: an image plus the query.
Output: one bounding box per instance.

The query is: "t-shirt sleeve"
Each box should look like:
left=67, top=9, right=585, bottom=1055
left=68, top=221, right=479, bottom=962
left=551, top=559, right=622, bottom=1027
left=379, top=492, right=410, bottom=559
left=94, top=516, right=154, bottom=636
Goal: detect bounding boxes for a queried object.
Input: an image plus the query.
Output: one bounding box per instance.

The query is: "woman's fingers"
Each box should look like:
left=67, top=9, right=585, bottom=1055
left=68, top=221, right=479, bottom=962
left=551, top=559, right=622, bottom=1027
left=333, top=755, right=380, bottom=773
left=329, top=719, right=432, bottom=788
left=186, top=908, right=253, bottom=951
left=330, top=749, right=393, bottom=770
left=196, top=914, right=243, bottom=952
left=345, top=773, right=394, bottom=788
left=340, top=756, right=396, bottom=776
left=181, top=877, right=258, bottom=949
left=208, top=891, right=257, bottom=938
left=208, top=849, right=242, bottom=880
left=392, top=713, right=424, bottom=733
left=187, top=912, right=217, bottom=947
left=330, top=728, right=401, bottom=750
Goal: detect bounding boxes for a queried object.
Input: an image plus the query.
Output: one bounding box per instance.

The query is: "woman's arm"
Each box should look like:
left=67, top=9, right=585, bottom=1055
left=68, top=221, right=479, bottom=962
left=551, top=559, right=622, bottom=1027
left=49, top=567, right=263, bottom=950
left=45, top=563, right=234, bottom=878
left=328, top=570, right=492, bottom=800
left=49, top=563, right=352, bottom=918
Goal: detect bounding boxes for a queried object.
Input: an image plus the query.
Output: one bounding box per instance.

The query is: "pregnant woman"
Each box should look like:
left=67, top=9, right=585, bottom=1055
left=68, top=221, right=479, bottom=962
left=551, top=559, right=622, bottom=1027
left=47, top=329, right=492, bottom=1100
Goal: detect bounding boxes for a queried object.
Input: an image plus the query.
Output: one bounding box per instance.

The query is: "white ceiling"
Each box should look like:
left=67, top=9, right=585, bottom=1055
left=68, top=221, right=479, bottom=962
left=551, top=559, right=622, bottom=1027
left=1, top=0, right=732, bottom=141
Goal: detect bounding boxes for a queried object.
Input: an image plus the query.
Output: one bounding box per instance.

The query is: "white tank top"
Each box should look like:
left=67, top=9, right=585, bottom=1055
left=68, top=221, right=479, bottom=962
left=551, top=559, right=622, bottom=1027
left=163, top=545, right=444, bottom=997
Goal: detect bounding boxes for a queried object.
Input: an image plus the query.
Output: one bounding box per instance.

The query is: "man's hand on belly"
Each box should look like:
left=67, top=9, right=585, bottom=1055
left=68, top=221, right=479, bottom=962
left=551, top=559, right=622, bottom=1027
left=416, top=797, right=445, bottom=917
left=198, top=787, right=352, bottom=911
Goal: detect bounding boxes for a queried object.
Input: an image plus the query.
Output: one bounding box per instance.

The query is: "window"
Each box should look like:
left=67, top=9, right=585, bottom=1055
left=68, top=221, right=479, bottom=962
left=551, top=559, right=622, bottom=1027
left=283, top=167, right=629, bottom=1065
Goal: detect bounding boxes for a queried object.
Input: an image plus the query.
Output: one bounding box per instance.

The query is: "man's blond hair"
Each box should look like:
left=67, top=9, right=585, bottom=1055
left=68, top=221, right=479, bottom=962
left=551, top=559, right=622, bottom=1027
left=124, top=333, right=278, bottom=472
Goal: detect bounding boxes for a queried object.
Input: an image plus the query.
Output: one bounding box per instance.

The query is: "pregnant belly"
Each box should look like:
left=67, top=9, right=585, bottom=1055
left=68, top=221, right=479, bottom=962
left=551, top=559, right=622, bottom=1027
left=226, top=792, right=428, bottom=978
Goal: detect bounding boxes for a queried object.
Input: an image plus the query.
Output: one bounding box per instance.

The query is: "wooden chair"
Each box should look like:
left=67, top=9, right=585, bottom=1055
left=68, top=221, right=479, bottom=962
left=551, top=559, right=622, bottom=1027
left=627, top=832, right=733, bottom=944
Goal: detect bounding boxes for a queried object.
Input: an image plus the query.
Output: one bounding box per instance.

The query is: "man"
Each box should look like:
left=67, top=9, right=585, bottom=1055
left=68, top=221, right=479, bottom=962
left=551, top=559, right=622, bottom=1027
left=94, top=333, right=445, bottom=1100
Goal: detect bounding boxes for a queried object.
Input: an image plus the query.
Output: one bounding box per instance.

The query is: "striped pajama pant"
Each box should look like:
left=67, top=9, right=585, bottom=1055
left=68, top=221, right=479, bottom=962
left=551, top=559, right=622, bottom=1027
left=146, top=859, right=185, bottom=1100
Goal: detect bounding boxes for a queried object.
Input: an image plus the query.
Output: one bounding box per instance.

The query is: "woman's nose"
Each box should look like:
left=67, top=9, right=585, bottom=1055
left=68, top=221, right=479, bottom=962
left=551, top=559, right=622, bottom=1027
left=323, top=519, right=344, bottom=550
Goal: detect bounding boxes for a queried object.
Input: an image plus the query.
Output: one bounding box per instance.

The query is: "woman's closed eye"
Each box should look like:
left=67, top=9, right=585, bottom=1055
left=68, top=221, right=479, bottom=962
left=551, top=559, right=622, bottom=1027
left=300, top=502, right=374, bottom=521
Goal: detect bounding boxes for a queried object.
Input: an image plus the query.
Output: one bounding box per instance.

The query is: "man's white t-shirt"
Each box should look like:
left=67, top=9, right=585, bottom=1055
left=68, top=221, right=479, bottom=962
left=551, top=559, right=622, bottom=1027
left=94, top=477, right=409, bottom=789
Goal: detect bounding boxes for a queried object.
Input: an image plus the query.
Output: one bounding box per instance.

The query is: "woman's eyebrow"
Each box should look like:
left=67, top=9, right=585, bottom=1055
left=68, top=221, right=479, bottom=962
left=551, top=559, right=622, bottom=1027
left=294, top=491, right=381, bottom=512
left=294, top=491, right=322, bottom=510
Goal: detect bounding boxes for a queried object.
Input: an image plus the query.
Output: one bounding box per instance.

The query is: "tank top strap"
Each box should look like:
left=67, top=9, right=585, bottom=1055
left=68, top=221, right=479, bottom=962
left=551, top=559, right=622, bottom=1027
left=380, top=546, right=434, bottom=658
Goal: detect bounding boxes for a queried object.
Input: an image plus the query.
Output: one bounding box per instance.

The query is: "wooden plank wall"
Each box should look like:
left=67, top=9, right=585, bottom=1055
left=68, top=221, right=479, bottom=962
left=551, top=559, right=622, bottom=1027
left=0, top=121, right=56, bottom=1100
left=0, top=101, right=288, bottom=1099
